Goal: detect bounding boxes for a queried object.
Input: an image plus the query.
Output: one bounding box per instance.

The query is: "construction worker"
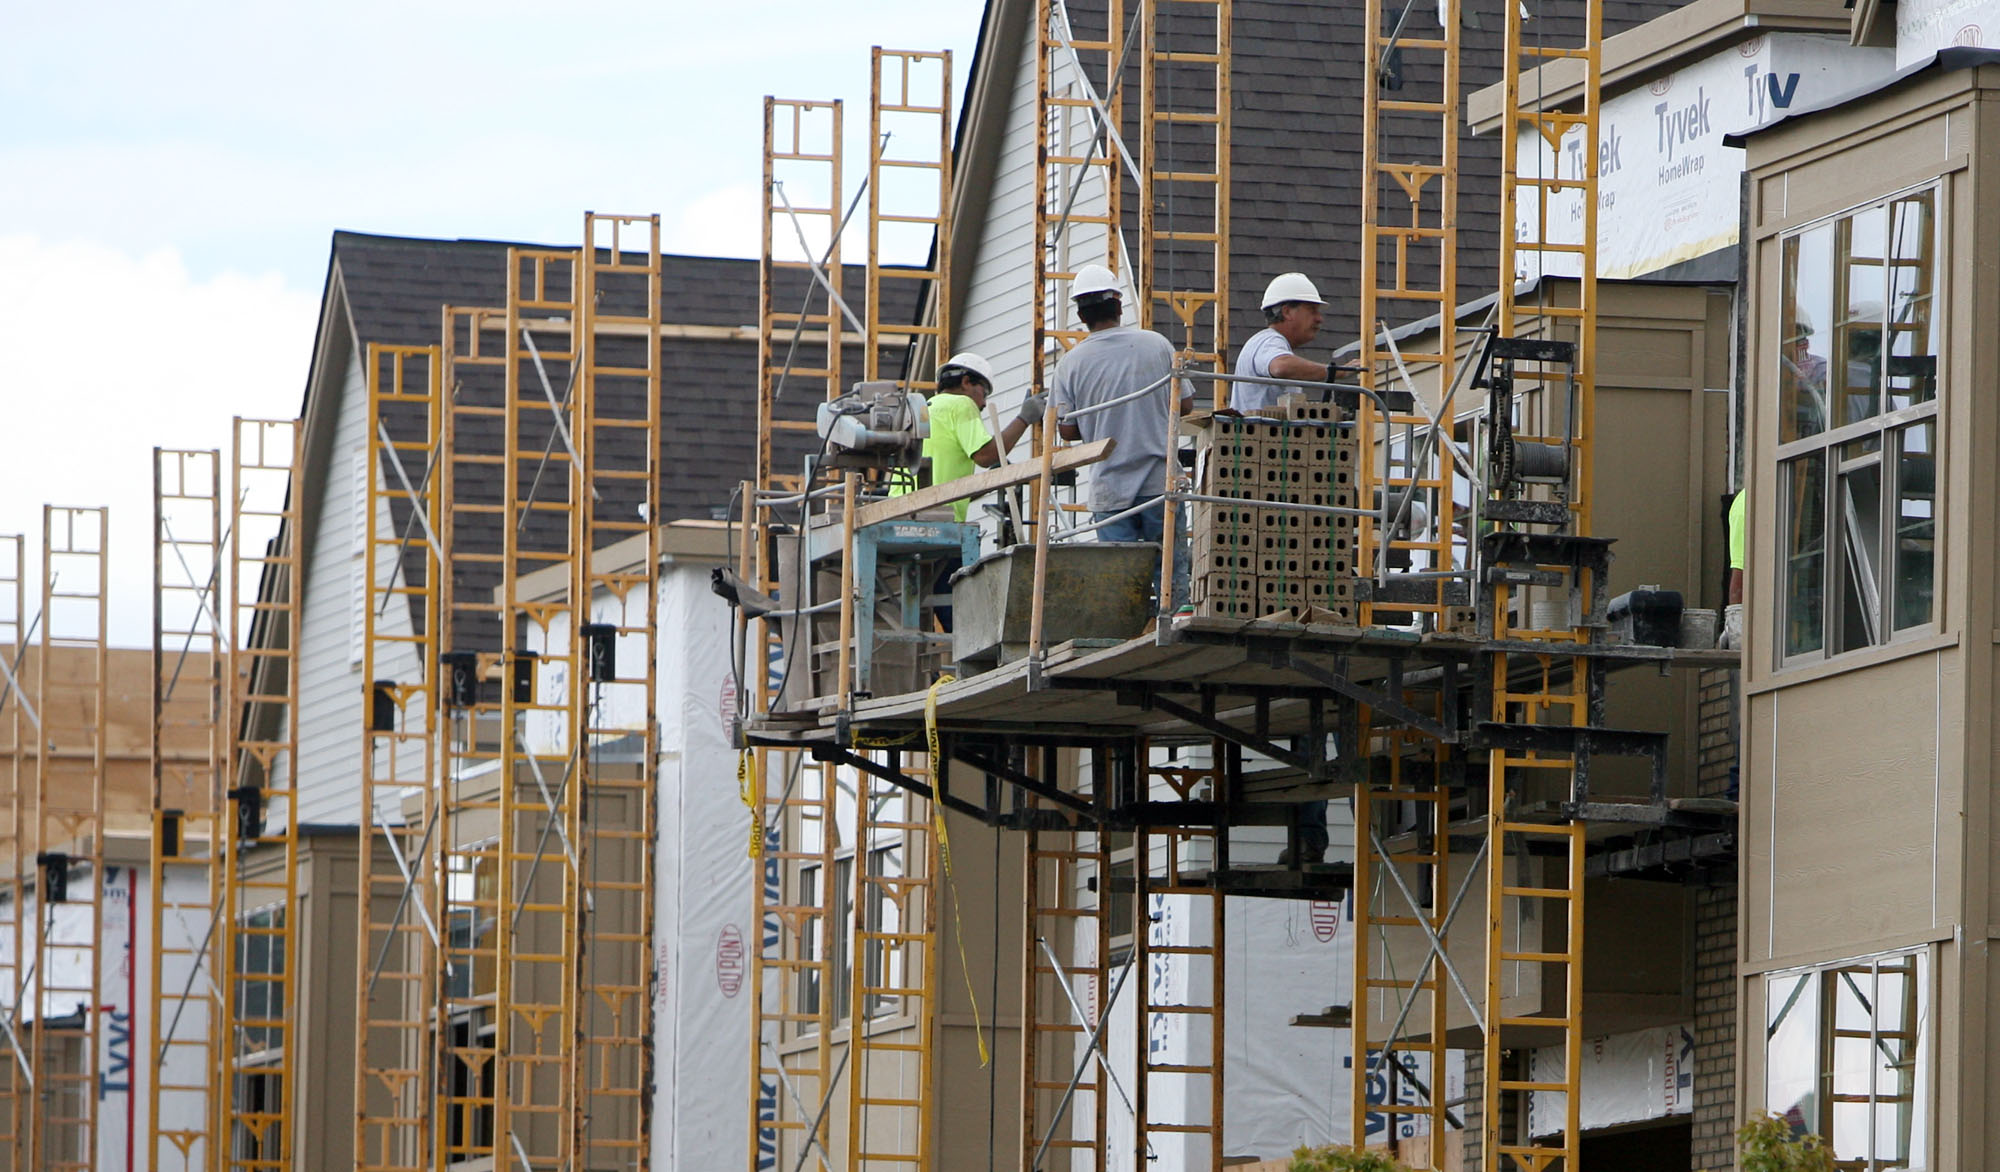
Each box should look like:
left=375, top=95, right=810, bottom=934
left=1721, top=488, right=1746, bottom=650
left=914, top=351, right=1043, bottom=633
left=1233, top=272, right=1337, bottom=414
left=923, top=350, right=1045, bottom=523
left=1052, top=262, right=1192, bottom=608
left=1781, top=311, right=1828, bottom=437
left=1242, top=270, right=1335, bottom=863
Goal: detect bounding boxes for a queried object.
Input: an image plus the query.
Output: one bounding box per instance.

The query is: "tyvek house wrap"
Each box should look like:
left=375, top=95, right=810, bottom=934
left=654, top=563, right=755, bottom=1171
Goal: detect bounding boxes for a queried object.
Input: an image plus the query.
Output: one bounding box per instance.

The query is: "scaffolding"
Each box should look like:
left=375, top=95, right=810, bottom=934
left=1019, top=745, right=1110, bottom=1172
left=1347, top=1, right=1462, bottom=1166
left=0, top=534, right=25, bottom=1171
left=150, top=448, right=228, bottom=1172
left=355, top=344, right=444, bottom=1172
left=1353, top=0, right=1461, bottom=625
left=220, top=419, right=303, bottom=1172
left=30, top=505, right=108, bottom=1172
left=747, top=94, right=846, bottom=1172
left=1480, top=0, right=1602, bottom=1167
left=437, top=299, right=511, bottom=1169
left=1139, top=0, right=1230, bottom=380
left=868, top=49, right=952, bottom=390
left=492, top=245, right=586, bottom=1169
left=1033, top=0, right=1127, bottom=382
left=573, top=211, right=663, bottom=1169
left=1132, top=748, right=1226, bottom=1171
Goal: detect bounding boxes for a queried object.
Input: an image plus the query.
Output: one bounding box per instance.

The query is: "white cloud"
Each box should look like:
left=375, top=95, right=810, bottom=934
left=0, top=236, right=315, bottom=648
left=666, top=183, right=763, bottom=260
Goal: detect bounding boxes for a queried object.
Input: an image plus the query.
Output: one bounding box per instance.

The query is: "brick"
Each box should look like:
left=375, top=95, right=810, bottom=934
left=1196, top=548, right=1257, bottom=578
left=1193, top=572, right=1258, bottom=619
left=1259, top=505, right=1328, bottom=534
left=1190, top=502, right=1260, bottom=549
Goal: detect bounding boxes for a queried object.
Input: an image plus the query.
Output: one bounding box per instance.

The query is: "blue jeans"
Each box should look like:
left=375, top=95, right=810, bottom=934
left=1093, top=500, right=1191, bottom=610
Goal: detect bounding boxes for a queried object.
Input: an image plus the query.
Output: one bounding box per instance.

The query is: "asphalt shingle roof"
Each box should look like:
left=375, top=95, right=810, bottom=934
left=323, top=231, right=919, bottom=651
left=991, top=0, right=1687, bottom=359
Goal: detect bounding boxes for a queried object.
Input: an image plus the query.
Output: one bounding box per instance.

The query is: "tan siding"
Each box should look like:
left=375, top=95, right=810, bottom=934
left=1764, top=651, right=1945, bottom=962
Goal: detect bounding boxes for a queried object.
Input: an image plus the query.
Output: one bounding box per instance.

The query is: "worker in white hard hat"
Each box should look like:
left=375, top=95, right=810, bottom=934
left=921, top=350, right=1045, bottom=523
left=1837, top=300, right=1884, bottom=429
left=1232, top=272, right=1338, bottom=415
left=899, top=350, right=1044, bottom=633
left=1245, top=271, right=1338, bottom=864
left=1780, top=309, right=1828, bottom=440
left=1051, top=262, right=1193, bottom=609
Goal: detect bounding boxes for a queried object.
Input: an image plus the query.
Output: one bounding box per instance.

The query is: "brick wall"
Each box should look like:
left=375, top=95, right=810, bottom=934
left=1691, top=878, right=1739, bottom=1170
left=1691, top=667, right=1741, bottom=1171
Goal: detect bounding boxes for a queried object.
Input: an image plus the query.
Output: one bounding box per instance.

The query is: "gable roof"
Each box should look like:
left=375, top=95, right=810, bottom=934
left=950, top=0, right=1691, bottom=357
left=295, top=231, right=920, bottom=649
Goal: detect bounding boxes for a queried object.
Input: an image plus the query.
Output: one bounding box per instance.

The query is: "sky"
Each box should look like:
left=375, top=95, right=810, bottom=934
left=0, top=0, right=983, bottom=647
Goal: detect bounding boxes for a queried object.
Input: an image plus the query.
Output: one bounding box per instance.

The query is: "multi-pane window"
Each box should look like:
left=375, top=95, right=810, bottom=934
left=796, top=857, right=853, bottom=1026
left=861, top=842, right=903, bottom=1019
left=1778, top=189, right=1939, bottom=662
left=234, top=904, right=287, bottom=1054
left=445, top=842, right=499, bottom=999
left=1766, top=950, right=1930, bottom=1169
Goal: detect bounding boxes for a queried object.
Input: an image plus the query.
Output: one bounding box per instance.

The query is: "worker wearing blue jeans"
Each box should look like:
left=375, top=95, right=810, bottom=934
left=1054, top=263, right=1194, bottom=611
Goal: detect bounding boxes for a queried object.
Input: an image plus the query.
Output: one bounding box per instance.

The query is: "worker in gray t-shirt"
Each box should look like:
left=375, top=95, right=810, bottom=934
left=1233, top=272, right=1337, bottom=414
left=1052, top=263, right=1192, bottom=608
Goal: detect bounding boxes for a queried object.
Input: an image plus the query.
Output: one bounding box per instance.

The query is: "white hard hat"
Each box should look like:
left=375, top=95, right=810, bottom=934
left=938, top=350, right=996, bottom=387
left=1070, top=263, right=1122, bottom=300
left=1261, top=272, right=1325, bottom=309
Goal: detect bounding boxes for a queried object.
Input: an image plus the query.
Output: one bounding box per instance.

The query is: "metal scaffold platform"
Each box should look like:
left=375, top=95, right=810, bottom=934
left=725, top=4, right=1741, bottom=1171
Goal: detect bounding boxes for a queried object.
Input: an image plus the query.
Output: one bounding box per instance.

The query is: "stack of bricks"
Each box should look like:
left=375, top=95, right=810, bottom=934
left=1189, top=409, right=1361, bottom=622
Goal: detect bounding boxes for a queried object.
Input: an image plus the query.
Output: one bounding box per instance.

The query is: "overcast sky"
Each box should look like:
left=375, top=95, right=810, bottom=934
left=0, top=1, right=982, bottom=647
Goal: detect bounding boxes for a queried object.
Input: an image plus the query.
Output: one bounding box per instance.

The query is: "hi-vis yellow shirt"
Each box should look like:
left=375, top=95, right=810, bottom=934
left=919, top=393, right=992, bottom=522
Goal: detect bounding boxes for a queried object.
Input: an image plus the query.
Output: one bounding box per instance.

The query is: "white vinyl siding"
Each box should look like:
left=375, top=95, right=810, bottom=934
left=295, top=340, right=422, bottom=825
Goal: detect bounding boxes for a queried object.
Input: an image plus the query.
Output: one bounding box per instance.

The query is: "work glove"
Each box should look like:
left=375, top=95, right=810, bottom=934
left=1016, top=392, right=1050, bottom=426
left=1719, top=603, right=1744, bottom=651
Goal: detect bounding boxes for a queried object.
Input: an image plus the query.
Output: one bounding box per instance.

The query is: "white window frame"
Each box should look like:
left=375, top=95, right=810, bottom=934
left=1764, top=947, right=1932, bottom=1170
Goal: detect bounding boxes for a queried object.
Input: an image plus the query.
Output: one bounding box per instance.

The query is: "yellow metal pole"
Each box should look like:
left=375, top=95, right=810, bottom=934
left=223, top=419, right=304, bottom=1172
left=35, top=505, right=109, bottom=1172
left=355, top=347, right=443, bottom=1172
left=150, top=451, right=225, bottom=1172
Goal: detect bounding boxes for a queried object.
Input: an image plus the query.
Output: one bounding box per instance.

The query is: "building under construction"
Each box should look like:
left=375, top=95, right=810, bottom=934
left=0, top=0, right=1985, bottom=1169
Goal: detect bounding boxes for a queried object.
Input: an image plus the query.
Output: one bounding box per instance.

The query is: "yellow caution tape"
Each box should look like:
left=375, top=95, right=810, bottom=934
left=854, top=731, right=920, bottom=749
left=926, top=674, right=955, bottom=874
left=739, top=748, right=764, bottom=859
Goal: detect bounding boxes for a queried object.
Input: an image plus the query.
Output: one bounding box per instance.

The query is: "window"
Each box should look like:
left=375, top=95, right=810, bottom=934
left=861, top=843, right=903, bottom=1019
left=796, top=857, right=853, bottom=1026
left=445, top=845, right=498, bottom=1000
left=231, top=905, right=287, bottom=1163
left=1778, top=189, right=1939, bottom=662
left=233, top=904, right=287, bottom=1055
left=1766, top=950, right=1930, bottom=1169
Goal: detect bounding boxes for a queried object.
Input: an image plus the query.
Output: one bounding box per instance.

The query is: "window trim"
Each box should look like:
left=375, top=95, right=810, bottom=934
left=1773, top=182, right=1943, bottom=672
left=1762, top=945, right=1934, bottom=1171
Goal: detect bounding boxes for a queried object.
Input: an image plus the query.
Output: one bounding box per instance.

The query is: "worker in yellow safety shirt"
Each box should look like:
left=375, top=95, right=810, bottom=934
left=914, top=351, right=1044, bottom=523
left=1722, top=489, right=1745, bottom=650
left=906, top=351, right=1043, bottom=631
